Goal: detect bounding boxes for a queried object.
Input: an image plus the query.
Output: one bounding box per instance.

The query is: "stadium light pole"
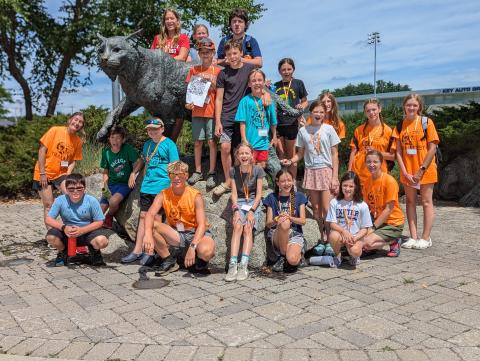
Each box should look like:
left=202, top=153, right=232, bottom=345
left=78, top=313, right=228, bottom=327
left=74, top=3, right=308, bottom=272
left=368, top=32, right=381, bottom=97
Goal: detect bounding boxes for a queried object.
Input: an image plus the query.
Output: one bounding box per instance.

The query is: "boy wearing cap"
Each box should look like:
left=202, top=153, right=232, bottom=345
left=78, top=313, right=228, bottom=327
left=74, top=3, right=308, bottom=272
left=185, top=37, right=221, bottom=188
left=121, top=118, right=179, bottom=264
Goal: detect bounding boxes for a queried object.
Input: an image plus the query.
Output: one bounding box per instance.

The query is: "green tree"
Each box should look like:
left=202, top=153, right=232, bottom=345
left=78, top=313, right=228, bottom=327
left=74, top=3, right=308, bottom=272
left=0, top=0, right=265, bottom=119
left=322, top=80, right=411, bottom=97
left=0, top=84, right=13, bottom=117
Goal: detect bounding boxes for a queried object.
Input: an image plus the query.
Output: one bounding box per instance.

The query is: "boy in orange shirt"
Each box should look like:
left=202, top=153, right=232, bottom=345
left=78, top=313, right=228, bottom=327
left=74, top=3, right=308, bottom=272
left=185, top=37, right=221, bottom=188
left=143, top=161, right=215, bottom=274
left=392, top=94, right=440, bottom=250
left=362, top=150, right=405, bottom=257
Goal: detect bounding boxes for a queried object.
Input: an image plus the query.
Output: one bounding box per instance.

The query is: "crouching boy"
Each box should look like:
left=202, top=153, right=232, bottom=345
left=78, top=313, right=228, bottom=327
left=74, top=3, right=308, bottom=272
left=143, top=161, right=215, bottom=274
left=45, top=173, right=108, bottom=266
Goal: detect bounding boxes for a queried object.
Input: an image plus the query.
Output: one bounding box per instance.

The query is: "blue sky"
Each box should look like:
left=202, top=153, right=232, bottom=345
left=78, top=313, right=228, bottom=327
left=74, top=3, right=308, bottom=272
left=4, top=0, right=480, bottom=116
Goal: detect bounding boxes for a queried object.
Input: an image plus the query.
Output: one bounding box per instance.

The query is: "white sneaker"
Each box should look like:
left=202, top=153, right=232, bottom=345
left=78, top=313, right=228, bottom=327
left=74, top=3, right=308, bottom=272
left=236, top=263, right=249, bottom=281
left=414, top=238, right=432, bottom=249
left=401, top=237, right=418, bottom=249
left=225, top=263, right=238, bottom=282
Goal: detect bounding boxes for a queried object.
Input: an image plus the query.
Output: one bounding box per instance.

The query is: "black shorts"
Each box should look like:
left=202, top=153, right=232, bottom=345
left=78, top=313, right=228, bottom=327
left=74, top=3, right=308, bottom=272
left=47, top=228, right=105, bottom=246
left=32, top=175, right=67, bottom=191
left=219, top=121, right=241, bottom=147
left=139, top=193, right=157, bottom=212
left=277, top=125, right=298, bottom=140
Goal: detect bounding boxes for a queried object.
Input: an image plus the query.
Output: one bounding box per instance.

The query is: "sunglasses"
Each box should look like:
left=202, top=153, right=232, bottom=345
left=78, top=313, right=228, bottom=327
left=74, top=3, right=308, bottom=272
left=66, top=186, right=85, bottom=193
left=169, top=172, right=187, bottom=178
left=144, top=119, right=164, bottom=126
left=197, top=42, right=214, bottom=49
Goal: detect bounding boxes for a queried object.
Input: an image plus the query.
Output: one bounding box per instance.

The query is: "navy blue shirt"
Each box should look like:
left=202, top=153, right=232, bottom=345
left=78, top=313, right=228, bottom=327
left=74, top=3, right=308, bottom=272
left=217, top=34, right=262, bottom=60
left=263, top=191, right=308, bottom=233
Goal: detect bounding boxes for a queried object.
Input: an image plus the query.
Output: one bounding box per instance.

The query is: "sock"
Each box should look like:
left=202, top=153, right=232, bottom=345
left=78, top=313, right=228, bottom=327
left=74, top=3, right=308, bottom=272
left=229, top=256, right=238, bottom=265
left=240, top=253, right=250, bottom=265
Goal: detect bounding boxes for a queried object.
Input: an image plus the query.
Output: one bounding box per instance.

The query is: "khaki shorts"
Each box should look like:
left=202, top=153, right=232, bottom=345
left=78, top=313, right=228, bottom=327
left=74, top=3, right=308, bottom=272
left=374, top=223, right=404, bottom=242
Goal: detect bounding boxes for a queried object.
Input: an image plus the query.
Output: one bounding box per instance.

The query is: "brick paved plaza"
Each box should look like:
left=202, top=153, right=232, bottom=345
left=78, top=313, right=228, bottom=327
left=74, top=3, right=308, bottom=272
left=1, top=201, right=480, bottom=360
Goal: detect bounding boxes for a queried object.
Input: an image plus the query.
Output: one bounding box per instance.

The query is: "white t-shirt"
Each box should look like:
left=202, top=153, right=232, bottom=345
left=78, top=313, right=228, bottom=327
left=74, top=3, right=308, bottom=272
left=296, top=124, right=341, bottom=169
left=326, top=199, right=372, bottom=236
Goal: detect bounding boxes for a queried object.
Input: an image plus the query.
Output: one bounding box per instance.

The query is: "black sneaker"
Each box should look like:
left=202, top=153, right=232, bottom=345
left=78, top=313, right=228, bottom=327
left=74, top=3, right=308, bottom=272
left=55, top=251, right=66, bottom=267
left=284, top=260, right=298, bottom=273
left=154, top=255, right=179, bottom=275
left=189, top=257, right=210, bottom=275
left=88, top=246, right=106, bottom=266
left=272, top=256, right=285, bottom=272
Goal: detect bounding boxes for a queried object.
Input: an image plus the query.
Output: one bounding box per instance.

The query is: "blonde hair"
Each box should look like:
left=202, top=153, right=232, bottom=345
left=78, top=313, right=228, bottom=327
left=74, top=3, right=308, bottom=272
left=156, top=9, right=181, bottom=49
left=320, top=92, right=342, bottom=132
left=233, top=142, right=254, bottom=166
left=402, top=93, right=424, bottom=115
left=167, top=160, right=189, bottom=175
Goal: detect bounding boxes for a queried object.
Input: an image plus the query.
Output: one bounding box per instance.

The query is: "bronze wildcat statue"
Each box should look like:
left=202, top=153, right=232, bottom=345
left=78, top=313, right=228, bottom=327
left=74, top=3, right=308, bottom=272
left=96, top=30, right=302, bottom=140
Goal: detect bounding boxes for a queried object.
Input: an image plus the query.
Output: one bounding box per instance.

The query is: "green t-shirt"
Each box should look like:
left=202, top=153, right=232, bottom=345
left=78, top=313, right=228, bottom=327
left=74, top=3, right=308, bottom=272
left=100, top=143, right=139, bottom=185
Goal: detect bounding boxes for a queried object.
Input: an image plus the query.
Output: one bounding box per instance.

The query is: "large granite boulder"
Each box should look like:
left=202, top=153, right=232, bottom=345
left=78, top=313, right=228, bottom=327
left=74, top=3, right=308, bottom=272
left=104, top=154, right=319, bottom=268
left=436, top=149, right=480, bottom=207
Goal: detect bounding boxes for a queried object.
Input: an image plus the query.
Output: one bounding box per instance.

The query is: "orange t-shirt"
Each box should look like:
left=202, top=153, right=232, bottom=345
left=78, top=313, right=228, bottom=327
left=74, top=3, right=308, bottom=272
left=362, top=173, right=404, bottom=226
left=185, top=65, right=221, bottom=118
left=306, top=117, right=345, bottom=139
left=162, top=185, right=209, bottom=230
left=33, top=126, right=83, bottom=181
left=391, top=116, right=440, bottom=185
left=350, top=123, right=393, bottom=186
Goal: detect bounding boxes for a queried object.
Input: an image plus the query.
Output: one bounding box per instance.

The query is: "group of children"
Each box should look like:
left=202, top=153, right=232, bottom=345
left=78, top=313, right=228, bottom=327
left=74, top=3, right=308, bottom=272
left=34, top=8, right=440, bottom=279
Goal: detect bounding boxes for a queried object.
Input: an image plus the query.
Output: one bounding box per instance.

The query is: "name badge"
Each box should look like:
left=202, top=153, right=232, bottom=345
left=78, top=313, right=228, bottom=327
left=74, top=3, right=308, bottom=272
left=406, top=148, right=417, bottom=155
left=258, top=128, right=268, bottom=137
left=168, top=48, right=176, bottom=54
left=241, top=204, right=252, bottom=211
left=176, top=222, right=185, bottom=232
left=60, top=160, right=69, bottom=168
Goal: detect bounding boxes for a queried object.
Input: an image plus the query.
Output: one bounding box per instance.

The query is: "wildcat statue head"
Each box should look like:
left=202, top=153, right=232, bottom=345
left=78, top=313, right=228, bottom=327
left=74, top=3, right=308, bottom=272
left=96, top=29, right=144, bottom=81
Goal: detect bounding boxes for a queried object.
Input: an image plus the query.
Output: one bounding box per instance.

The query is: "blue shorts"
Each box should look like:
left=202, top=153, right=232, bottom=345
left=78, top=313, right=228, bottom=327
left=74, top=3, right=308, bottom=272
left=100, top=183, right=132, bottom=205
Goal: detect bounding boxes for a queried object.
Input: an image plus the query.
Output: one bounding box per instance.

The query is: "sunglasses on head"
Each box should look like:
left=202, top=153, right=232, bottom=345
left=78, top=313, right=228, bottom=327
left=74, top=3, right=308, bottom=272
left=144, top=119, right=163, bottom=126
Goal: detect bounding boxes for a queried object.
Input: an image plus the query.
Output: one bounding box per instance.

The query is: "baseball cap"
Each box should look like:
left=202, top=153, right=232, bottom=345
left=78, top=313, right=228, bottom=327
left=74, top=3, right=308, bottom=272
left=144, top=118, right=164, bottom=129
left=196, top=37, right=215, bottom=50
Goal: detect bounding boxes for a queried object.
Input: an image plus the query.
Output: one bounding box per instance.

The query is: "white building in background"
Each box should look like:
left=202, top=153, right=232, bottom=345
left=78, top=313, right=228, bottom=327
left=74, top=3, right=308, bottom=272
left=336, top=86, right=480, bottom=115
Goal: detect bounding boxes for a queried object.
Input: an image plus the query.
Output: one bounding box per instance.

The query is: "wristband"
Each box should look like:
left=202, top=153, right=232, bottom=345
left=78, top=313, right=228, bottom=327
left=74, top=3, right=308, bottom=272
left=231, top=203, right=239, bottom=210
left=40, top=173, right=46, bottom=176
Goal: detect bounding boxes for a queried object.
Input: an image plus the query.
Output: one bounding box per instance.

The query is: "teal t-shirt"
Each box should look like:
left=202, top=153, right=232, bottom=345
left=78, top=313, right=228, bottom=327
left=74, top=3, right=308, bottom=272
left=100, top=143, right=139, bottom=185
left=140, top=137, right=179, bottom=195
left=235, top=94, right=277, bottom=150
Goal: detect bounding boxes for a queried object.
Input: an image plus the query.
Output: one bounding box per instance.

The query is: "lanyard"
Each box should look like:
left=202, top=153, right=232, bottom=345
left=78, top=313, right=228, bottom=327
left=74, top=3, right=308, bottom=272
left=278, top=194, right=293, bottom=215
left=367, top=124, right=382, bottom=146
left=253, top=96, right=265, bottom=128
left=282, top=79, right=292, bottom=102
left=342, top=201, right=356, bottom=231
left=308, top=125, right=322, bottom=154
left=145, top=139, right=162, bottom=165
left=405, top=116, right=419, bottom=145
left=241, top=165, right=252, bottom=199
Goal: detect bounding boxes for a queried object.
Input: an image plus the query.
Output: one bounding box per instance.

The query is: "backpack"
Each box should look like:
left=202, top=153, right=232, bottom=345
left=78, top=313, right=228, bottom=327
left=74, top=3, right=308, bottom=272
left=394, top=116, right=442, bottom=166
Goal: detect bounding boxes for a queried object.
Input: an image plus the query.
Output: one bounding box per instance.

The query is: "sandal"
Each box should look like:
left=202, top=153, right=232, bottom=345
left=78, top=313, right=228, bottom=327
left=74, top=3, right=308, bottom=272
left=188, top=172, right=203, bottom=185
left=212, top=182, right=231, bottom=197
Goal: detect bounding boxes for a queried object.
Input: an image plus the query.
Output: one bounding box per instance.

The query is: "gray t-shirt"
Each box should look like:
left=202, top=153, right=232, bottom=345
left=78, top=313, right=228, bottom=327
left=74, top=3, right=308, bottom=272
left=296, top=124, right=341, bottom=169
left=326, top=199, right=372, bottom=236
left=229, top=165, right=265, bottom=199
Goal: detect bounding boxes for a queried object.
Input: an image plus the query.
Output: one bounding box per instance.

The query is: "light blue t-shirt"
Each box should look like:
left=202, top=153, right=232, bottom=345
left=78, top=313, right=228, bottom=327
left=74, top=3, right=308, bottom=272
left=141, top=137, right=179, bottom=195
left=48, top=194, right=104, bottom=227
left=235, top=94, right=277, bottom=150
left=296, top=124, right=340, bottom=169
left=326, top=199, right=372, bottom=236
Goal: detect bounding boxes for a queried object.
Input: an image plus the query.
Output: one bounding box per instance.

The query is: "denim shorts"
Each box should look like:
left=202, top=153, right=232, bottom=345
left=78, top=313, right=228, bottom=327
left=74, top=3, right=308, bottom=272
left=100, top=183, right=132, bottom=205
left=267, top=228, right=305, bottom=257
left=236, top=198, right=261, bottom=230
left=178, top=229, right=213, bottom=247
